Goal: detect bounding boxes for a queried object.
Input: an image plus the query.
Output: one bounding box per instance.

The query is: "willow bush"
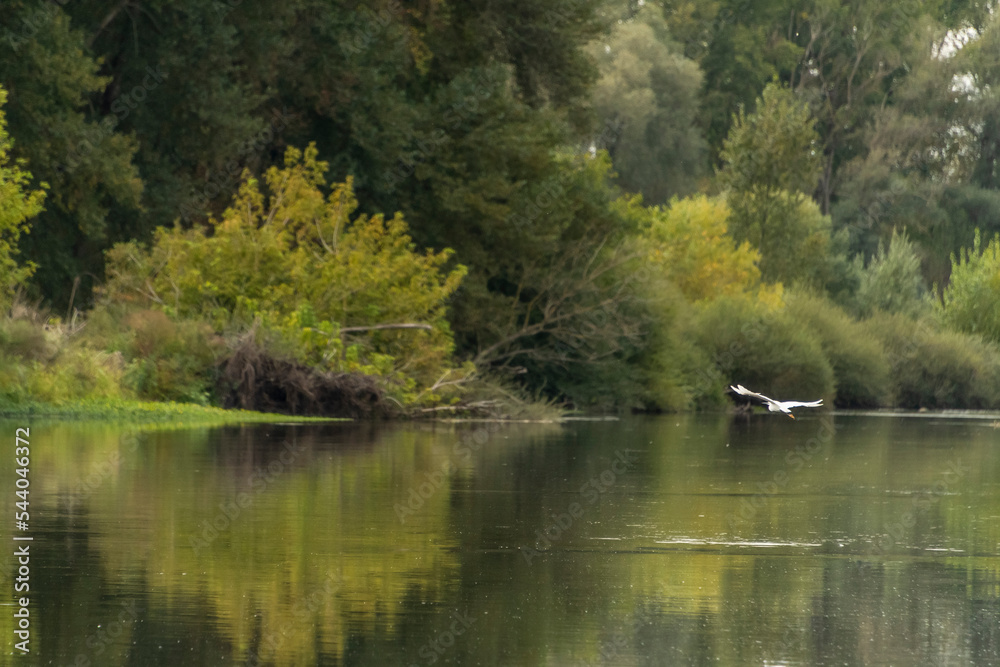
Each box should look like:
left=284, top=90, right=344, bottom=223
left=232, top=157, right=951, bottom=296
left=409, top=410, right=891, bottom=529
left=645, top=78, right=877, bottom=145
left=785, top=290, right=891, bottom=408
left=100, top=144, right=467, bottom=406
left=690, top=294, right=835, bottom=407
left=865, top=312, right=1000, bottom=409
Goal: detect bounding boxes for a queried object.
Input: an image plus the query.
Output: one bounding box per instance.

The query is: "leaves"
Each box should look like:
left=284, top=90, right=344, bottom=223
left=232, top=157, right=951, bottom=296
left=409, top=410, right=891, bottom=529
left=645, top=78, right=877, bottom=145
left=101, top=144, right=466, bottom=401
left=855, top=228, right=928, bottom=317
left=939, top=228, right=1000, bottom=344
left=0, top=85, right=43, bottom=308
left=719, top=82, right=821, bottom=198
left=590, top=6, right=706, bottom=203
left=719, top=82, right=836, bottom=287
left=642, top=195, right=762, bottom=302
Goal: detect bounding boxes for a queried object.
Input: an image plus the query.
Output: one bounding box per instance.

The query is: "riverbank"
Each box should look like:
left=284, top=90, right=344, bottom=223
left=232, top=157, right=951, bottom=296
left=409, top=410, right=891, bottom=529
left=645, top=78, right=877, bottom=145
left=0, top=398, right=340, bottom=424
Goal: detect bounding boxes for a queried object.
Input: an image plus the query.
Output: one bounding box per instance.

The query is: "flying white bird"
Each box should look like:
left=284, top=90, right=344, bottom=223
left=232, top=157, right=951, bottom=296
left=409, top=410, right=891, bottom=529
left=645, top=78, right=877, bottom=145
left=730, top=384, right=823, bottom=419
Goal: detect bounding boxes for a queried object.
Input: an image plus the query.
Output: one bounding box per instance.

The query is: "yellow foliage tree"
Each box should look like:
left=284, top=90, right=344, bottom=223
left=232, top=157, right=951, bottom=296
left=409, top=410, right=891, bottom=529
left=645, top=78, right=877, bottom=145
left=102, top=144, right=467, bottom=401
left=0, top=85, right=44, bottom=307
left=644, top=195, right=772, bottom=302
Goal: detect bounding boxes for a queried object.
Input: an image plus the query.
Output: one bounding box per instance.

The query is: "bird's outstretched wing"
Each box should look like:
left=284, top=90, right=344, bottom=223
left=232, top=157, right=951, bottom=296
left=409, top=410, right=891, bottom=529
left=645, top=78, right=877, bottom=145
left=779, top=399, right=823, bottom=408
left=730, top=384, right=776, bottom=404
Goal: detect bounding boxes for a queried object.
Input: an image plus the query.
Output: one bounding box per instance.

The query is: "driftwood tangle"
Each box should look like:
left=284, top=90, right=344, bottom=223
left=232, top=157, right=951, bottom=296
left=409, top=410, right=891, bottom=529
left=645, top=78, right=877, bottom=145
left=217, top=338, right=387, bottom=418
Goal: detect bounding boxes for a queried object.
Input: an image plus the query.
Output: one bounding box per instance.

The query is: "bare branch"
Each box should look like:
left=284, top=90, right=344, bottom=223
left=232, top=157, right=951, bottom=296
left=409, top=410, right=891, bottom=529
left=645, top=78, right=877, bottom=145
left=339, top=323, right=433, bottom=334
left=89, top=0, right=132, bottom=47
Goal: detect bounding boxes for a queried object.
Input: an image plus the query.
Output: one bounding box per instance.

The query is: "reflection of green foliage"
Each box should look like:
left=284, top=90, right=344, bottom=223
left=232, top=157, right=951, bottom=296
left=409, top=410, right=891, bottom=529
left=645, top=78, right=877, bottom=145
left=8, top=418, right=1000, bottom=664
left=61, top=424, right=466, bottom=664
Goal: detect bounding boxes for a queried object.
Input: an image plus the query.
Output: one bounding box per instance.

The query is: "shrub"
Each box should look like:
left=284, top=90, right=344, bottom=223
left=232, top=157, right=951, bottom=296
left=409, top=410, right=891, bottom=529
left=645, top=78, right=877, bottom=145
left=101, top=144, right=466, bottom=405
left=938, top=229, right=1000, bottom=343
left=0, top=318, right=54, bottom=362
left=855, top=228, right=929, bottom=318
left=865, top=312, right=1000, bottom=409
left=634, top=284, right=714, bottom=411
left=0, top=348, right=124, bottom=406
left=121, top=310, right=223, bottom=404
left=786, top=290, right=891, bottom=408
left=690, top=294, right=835, bottom=406
left=0, top=311, right=125, bottom=406
left=28, top=348, right=124, bottom=403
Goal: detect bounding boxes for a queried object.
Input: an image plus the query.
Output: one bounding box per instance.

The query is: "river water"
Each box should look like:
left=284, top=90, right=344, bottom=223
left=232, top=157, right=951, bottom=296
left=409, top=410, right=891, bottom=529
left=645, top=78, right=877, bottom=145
left=3, top=413, right=1000, bottom=665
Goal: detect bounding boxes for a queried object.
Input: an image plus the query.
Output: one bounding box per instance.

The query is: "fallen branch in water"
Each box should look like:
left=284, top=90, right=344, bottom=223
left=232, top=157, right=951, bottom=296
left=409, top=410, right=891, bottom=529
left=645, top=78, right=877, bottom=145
left=417, top=400, right=502, bottom=413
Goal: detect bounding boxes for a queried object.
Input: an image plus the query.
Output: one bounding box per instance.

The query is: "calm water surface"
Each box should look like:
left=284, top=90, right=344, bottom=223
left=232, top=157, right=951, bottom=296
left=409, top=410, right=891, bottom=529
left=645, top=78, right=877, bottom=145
left=3, top=414, right=1000, bottom=666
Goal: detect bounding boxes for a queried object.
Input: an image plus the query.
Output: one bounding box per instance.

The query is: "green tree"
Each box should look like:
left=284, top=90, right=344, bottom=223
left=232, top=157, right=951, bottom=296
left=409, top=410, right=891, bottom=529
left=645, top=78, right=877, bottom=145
left=786, top=0, right=931, bottom=213
left=461, top=153, right=653, bottom=407
left=719, top=82, right=834, bottom=286
left=938, top=229, right=1000, bottom=344
left=54, top=1, right=613, bottom=380
left=661, top=0, right=803, bottom=162
left=826, top=12, right=986, bottom=281
left=0, top=1, right=141, bottom=309
left=0, top=85, right=44, bottom=307
left=665, top=0, right=985, bottom=206
left=719, top=82, right=820, bottom=196
left=590, top=5, right=706, bottom=203
left=642, top=194, right=762, bottom=302
left=102, top=145, right=467, bottom=400
left=854, top=228, right=928, bottom=317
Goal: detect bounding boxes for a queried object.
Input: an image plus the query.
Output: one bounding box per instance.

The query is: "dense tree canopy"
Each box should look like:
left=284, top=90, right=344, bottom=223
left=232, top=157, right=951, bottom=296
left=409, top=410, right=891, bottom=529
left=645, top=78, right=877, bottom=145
left=101, top=145, right=466, bottom=400
left=590, top=5, right=705, bottom=203
left=0, top=85, right=44, bottom=307
left=5, top=0, right=1000, bottom=411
